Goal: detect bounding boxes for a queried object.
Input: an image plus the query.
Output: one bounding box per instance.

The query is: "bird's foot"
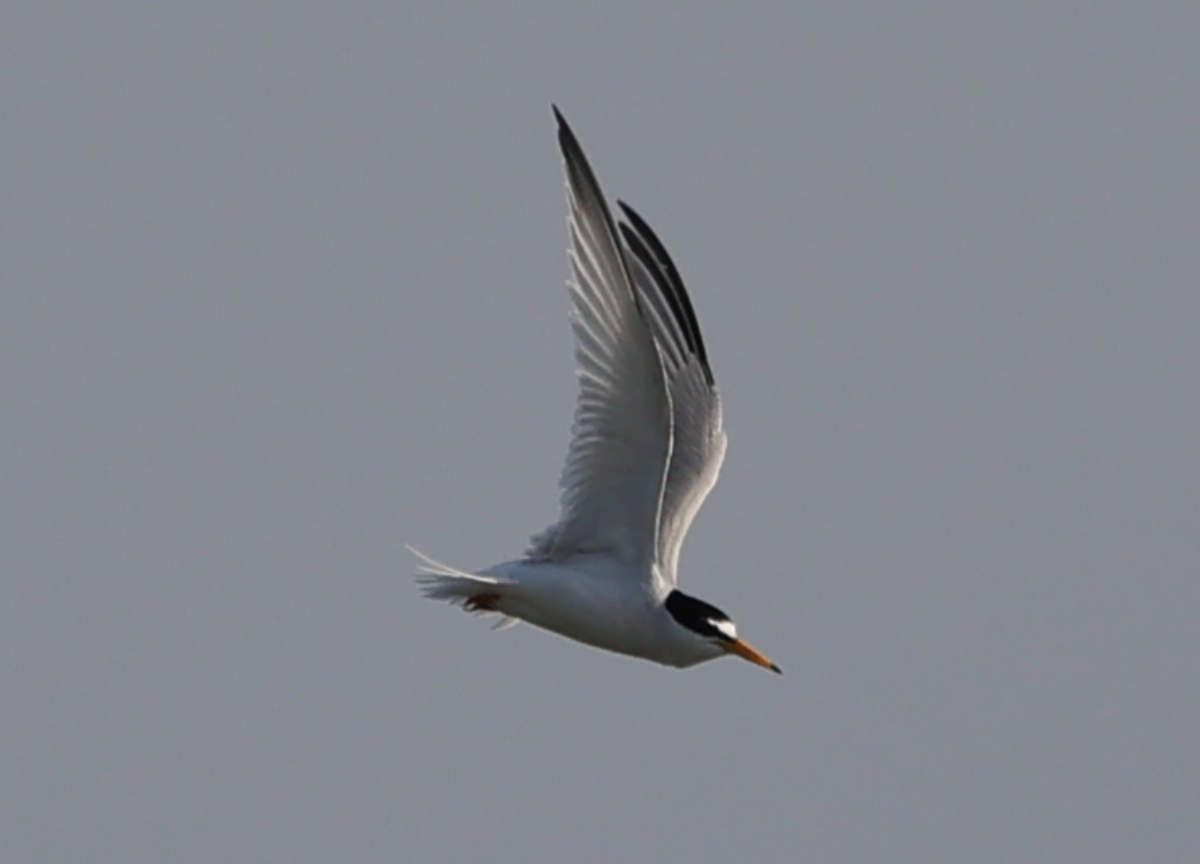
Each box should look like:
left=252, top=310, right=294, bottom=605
left=464, top=592, right=501, bottom=613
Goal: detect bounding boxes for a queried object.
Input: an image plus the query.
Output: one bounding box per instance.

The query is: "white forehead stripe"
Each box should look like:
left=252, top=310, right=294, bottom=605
left=708, top=618, right=738, bottom=640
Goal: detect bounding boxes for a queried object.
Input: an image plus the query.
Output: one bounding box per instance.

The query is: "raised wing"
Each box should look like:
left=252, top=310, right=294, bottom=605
left=526, top=109, right=671, bottom=569
left=618, top=202, right=727, bottom=584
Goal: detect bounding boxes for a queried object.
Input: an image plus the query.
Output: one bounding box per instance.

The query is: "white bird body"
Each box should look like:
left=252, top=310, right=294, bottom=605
left=417, top=550, right=729, bottom=668
left=413, top=108, right=779, bottom=674
left=483, top=557, right=669, bottom=656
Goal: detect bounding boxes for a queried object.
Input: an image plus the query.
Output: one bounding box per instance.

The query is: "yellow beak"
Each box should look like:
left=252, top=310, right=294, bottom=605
left=724, top=638, right=782, bottom=674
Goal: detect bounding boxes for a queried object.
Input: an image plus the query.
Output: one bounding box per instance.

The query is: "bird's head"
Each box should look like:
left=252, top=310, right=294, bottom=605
left=665, top=590, right=781, bottom=674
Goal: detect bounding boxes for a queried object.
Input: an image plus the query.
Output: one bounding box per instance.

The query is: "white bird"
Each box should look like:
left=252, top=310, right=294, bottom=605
left=412, top=108, right=779, bottom=674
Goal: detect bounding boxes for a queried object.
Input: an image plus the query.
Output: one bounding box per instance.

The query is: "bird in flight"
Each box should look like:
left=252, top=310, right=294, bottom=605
left=412, top=108, right=779, bottom=674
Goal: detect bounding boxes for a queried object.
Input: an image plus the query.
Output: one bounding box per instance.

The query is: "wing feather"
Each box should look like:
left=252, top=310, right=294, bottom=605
left=617, top=203, right=727, bottom=584
left=526, top=110, right=672, bottom=568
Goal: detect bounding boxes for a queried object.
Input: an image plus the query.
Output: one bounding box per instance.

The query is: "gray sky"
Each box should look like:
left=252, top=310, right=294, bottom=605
left=3, top=3, right=1198, bottom=862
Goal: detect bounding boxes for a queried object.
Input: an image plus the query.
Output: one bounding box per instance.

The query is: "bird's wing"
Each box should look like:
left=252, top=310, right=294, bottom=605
left=526, top=109, right=671, bottom=572
left=617, top=202, right=727, bottom=585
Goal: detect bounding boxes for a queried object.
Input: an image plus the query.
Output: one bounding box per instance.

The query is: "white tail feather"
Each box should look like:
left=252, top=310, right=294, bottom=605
left=407, top=544, right=519, bottom=630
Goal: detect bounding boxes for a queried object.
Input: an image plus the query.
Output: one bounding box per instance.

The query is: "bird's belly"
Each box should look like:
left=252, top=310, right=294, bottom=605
left=489, top=561, right=667, bottom=661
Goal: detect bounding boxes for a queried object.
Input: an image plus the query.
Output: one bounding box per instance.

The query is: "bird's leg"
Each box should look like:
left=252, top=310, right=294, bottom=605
left=464, top=592, right=501, bottom=613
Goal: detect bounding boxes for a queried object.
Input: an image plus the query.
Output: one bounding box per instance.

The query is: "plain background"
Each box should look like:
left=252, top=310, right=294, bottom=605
left=3, top=4, right=1198, bottom=862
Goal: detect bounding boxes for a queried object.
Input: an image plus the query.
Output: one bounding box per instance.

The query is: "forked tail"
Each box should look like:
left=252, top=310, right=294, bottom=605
left=407, top=544, right=518, bottom=630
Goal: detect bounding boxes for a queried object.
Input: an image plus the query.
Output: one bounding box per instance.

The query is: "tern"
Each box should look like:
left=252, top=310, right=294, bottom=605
left=412, top=108, right=780, bottom=674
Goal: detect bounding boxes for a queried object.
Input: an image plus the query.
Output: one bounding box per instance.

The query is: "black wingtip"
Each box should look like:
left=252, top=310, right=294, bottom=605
left=552, top=105, right=575, bottom=148
left=553, top=106, right=581, bottom=164
left=552, top=109, right=613, bottom=222
left=615, top=199, right=713, bottom=384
